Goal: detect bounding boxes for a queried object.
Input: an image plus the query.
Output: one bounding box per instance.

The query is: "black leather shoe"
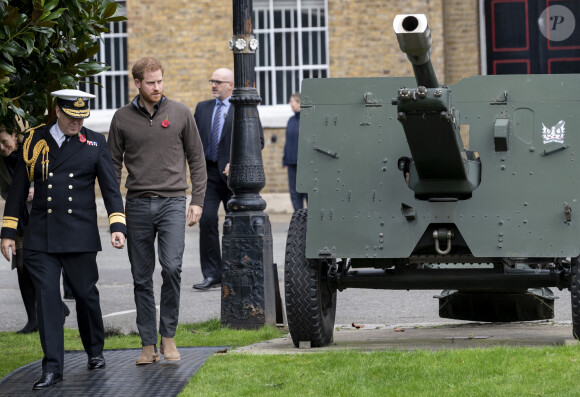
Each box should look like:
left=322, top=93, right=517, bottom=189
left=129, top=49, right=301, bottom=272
left=32, top=372, right=63, bottom=390
left=192, top=277, right=221, bottom=290
left=17, top=320, right=38, bottom=334
left=87, top=353, right=106, bottom=370
left=62, top=303, right=70, bottom=325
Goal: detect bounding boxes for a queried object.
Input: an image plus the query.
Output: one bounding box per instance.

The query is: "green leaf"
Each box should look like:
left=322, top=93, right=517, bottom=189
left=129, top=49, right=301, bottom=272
left=43, top=0, right=60, bottom=13
left=83, top=80, right=104, bottom=89
left=36, top=29, right=50, bottom=49
left=2, top=5, right=21, bottom=26
left=84, top=44, right=101, bottom=60
left=31, top=26, right=54, bottom=34
left=107, top=16, right=127, bottom=23
left=32, top=0, right=45, bottom=23
left=37, top=10, right=50, bottom=22
left=4, top=41, right=26, bottom=57
left=21, top=33, right=35, bottom=56
left=58, top=75, right=77, bottom=88
left=35, top=20, right=56, bottom=28
left=42, top=8, right=67, bottom=22
left=102, top=2, right=117, bottom=18
left=1, top=51, right=13, bottom=63
left=9, top=104, right=25, bottom=118
left=76, top=62, right=109, bottom=73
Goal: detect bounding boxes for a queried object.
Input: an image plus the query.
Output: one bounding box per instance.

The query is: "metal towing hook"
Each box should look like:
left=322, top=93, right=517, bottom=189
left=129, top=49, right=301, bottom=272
left=433, top=229, right=454, bottom=255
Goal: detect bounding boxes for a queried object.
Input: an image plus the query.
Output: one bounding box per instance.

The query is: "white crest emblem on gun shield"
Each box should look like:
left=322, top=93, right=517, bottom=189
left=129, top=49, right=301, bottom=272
left=541, top=120, right=565, bottom=144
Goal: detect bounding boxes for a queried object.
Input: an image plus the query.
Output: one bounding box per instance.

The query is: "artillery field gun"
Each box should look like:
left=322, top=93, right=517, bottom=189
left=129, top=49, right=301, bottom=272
left=284, top=14, right=580, bottom=347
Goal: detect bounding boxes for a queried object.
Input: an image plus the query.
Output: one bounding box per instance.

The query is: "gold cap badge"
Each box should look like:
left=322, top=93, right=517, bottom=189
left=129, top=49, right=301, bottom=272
left=74, top=98, right=85, bottom=108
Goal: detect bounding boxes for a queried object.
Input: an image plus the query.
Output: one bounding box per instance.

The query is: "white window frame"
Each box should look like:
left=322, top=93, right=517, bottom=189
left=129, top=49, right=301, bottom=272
left=479, top=0, right=488, bottom=75
left=254, top=0, right=329, bottom=127
left=84, top=1, right=128, bottom=132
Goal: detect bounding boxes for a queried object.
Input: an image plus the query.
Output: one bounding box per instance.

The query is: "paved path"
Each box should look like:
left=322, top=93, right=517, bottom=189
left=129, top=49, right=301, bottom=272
left=0, top=200, right=576, bottom=350
left=0, top=212, right=291, bottom=332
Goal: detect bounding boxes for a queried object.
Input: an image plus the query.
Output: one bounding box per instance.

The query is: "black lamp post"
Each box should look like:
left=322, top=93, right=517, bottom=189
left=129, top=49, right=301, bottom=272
left=220, top=0, right=277, bottom=328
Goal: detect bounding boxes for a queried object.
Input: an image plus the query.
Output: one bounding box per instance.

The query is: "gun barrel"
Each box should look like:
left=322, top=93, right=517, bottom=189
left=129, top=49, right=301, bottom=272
left=393, top=14, right=439, bottom=88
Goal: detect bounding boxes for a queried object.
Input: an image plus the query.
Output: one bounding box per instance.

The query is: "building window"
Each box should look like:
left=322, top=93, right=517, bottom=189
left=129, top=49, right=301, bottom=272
left=79, top=1, right=128, bottom=111
left=254, top=0, right=329, bottom=106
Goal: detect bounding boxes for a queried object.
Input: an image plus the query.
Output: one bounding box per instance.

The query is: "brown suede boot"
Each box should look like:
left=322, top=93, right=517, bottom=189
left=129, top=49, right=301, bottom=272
left=136, top=345, right=160, bottom=365
left=160, top=336, right=181, bottom=361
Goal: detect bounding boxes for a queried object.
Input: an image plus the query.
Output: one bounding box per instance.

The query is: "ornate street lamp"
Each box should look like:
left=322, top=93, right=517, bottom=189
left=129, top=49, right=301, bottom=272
left=220, top=0, right=278, bottom=328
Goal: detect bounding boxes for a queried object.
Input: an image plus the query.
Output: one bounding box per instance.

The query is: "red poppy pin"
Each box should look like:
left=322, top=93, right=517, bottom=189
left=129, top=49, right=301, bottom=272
left=162, top=115, right=170, bottom=128
left=78, top=132, right=86, bottom=143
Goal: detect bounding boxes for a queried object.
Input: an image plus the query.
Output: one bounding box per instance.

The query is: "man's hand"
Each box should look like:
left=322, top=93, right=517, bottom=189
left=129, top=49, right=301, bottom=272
left=223, top=163, right=230, bottom=177
left=27, top=187, right=34, bottom=202
left=1, top=238, right=15, bottom=261
left=111, top=232, right=125, bottom=249
left=187, top=204, right=203, bottom=227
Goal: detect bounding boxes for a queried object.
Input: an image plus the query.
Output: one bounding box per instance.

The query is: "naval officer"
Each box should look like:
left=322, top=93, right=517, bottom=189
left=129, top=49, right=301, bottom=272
left=0, top=89, right=127, bottom=390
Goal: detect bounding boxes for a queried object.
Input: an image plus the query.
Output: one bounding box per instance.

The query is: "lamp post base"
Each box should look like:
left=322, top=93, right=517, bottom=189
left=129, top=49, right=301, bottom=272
left=220, top=211, right=276, bottom=329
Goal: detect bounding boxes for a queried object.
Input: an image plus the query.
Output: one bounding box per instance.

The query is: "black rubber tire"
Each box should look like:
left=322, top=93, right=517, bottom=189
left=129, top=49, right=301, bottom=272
left=571, top=257, right=580, bottom=339
left=285, top=208, right=337, bottom=347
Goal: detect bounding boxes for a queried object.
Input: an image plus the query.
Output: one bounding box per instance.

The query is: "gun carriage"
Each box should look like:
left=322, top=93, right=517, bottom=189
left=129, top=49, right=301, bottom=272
left=285, top=14, right=580, bottom=347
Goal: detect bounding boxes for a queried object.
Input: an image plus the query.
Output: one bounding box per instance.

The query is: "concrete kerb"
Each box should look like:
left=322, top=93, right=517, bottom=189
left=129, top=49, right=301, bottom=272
left=233, top=321, right=578, bottom=355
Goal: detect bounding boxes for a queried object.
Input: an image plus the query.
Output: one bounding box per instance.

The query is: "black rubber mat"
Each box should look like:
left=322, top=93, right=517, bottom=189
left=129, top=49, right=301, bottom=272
left=0, top=346, right=226, bottom=396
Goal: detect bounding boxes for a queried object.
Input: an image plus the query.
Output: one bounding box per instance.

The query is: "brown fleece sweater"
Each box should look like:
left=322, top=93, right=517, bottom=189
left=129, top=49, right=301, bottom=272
left=108, top=96, right=207, bottom=206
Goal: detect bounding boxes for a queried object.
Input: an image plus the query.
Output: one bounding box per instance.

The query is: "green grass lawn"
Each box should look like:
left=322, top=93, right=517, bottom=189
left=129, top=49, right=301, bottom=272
left=2, top=319, right=580, bottom=396
left=187, top=347, right=580, bottom=396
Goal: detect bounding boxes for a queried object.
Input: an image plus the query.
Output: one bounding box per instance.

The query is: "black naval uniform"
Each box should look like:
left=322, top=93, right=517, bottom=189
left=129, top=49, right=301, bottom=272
left=1, top=122, right=126, bottom=376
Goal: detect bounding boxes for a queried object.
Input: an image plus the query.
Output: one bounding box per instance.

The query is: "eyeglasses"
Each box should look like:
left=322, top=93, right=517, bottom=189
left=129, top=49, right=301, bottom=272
left=209, top=80, right=231, bottom=85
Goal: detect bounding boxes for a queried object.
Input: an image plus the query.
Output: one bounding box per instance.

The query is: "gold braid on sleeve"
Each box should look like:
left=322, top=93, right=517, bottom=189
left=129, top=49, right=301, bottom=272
left=22, top=124, right=49, bottom=182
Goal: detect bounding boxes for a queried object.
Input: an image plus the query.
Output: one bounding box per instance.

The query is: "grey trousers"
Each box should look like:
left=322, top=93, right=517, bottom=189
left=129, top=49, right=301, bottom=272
left=126, top=196, right=186, bottom=346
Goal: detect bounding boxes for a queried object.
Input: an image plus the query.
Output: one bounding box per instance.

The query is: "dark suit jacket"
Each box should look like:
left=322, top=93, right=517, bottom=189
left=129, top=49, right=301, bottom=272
left=0, top=122, right=126, bottom=253
left=0, top=155, right=12, bottom=200
left=194, top=99, right=264, bottom=183
left=0, top=151, right=30, bottom=228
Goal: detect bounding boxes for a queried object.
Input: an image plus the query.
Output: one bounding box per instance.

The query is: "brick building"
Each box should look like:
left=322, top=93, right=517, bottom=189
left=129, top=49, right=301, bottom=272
left=82, top=1, right=487, bottom=194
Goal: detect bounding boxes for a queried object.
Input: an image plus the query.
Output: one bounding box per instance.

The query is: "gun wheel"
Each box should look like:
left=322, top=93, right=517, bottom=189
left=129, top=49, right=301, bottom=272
left=571, top=257, right=580, bottom=339
left=285, top=208, right=337, bottom=347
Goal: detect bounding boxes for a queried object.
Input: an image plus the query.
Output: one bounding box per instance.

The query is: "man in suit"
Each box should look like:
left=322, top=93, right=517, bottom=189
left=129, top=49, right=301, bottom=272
left=193, top=68, right=234, bottom=290
left=0, top=89, right=127, bottom=390
left=193, top=68, right=264, bottom=290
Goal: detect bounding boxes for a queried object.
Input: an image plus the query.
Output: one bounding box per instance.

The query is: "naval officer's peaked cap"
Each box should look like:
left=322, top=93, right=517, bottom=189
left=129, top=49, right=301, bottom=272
left=51, top=89, right=96, bottom=119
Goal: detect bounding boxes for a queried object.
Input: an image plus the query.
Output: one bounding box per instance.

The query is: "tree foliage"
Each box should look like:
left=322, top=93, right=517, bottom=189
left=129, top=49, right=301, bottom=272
left=0, top=0, right=126, bottom=133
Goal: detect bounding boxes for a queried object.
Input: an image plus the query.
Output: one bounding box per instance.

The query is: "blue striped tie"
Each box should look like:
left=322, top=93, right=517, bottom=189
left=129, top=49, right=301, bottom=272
left=208, top=101, right=222, bottom=162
